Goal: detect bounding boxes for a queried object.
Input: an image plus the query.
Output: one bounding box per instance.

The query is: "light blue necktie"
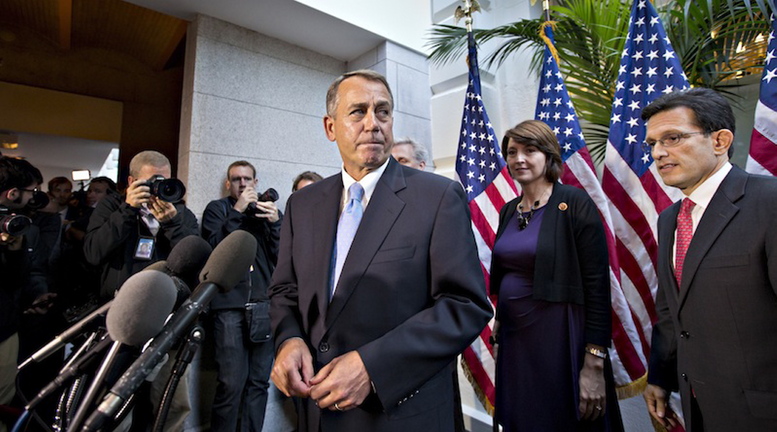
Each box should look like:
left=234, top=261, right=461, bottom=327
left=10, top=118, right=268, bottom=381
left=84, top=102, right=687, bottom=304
left=332, top=182, right=364, bottom=299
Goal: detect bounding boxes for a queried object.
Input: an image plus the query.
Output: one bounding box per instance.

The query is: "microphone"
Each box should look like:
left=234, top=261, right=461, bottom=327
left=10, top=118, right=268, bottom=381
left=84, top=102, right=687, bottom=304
left=26, top=271, right=177, bottom=410
left=106, top=271, right=178, bottom=347
left=82, top=231, right=257, bottom=432
left=145, top=261, right=191, bottom=311
left=18, top=300, right=113, bottom=370
left=153, top=235, right=213, bottom=289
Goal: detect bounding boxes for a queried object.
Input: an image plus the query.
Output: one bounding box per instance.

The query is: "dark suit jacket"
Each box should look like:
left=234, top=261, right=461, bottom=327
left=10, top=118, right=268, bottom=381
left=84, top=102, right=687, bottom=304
left=649, top=166, right=777, bottom=431
left=269, top=158, right=492, bottom=432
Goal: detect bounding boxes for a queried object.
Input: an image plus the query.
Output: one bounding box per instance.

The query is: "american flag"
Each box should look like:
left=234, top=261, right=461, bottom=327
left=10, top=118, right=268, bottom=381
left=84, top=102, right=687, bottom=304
left=747, top=15, right=777, bottom=175
left=602, top=0, right=688, bottom=390
left=456, top=31, right=518, bottom=412
left=536, top=23, right=648, bottom=396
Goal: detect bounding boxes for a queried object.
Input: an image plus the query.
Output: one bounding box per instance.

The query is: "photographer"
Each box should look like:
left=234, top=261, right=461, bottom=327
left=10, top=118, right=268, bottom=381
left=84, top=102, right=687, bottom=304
left=201, top=160, right=281, bottom=431
left=0, top=157, right=52, bottom=432
left=84, top=151, right=198, bottom=300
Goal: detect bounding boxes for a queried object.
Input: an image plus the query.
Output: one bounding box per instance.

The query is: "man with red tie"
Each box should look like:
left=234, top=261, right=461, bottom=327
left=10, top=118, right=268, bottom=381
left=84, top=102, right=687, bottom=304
left=642, top=88, right=777, bottom=432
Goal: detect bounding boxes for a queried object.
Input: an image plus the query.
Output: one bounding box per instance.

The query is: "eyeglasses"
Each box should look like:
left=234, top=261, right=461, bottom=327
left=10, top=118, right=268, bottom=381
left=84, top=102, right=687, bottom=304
left=644, top=131, right=706, bottom=151
left=20, top=187, right=40, bottom=194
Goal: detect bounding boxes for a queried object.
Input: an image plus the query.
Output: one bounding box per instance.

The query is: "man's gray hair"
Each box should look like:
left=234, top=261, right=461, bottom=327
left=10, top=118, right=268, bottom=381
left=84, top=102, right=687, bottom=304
left=394, top=138, right=429, bottom=165
left=325, top=69, right=394, bottom=118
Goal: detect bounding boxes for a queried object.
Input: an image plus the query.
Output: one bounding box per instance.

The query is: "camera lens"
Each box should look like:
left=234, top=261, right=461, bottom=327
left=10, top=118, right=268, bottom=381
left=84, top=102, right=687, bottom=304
left=0, top=213, right=32, bottom=236
left=147, top=177, right=186, bottom=202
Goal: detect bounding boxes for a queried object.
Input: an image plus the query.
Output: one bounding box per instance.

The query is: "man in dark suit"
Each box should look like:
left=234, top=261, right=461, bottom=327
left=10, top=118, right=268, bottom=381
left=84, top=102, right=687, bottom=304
left=642, top=88, right=777, bottom=431
left=269, top=70, right=492, bottom=432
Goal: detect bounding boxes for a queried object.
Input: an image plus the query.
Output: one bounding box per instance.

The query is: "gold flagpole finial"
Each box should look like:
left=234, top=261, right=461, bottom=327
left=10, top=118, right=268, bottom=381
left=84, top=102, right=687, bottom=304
left=454, top=0, right=481, bottom=32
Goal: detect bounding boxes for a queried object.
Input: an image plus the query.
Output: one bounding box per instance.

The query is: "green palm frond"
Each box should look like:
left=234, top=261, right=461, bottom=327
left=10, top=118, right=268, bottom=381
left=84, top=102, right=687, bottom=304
left=427, top=0, right=773, bottom=164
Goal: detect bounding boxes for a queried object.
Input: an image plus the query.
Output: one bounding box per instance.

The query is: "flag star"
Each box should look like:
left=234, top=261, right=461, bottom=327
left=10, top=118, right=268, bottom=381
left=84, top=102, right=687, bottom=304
left=650, top=16, right=659, bottom=26
left=563, top=142, right=573, bottom=152
left=489, top=162, right=496, bottom=170
left=622, top=48, right=629, bottom=58
left=546, top=56, right=554, bottom=64
left=630, top=83, right=642, bottom=94
left=543, top=84, right=552, bottom=93
left=664, top=67, right=674, bottom=78
left=663, top=50, right=675, bottom=61
left=556, top=71, right=563, bottom=79
left=634, top=33, right=644, bottom=44
left=635, top=17, right=645, bottom=27
left=475, top=94, right=482, bottom=101
left=545, top=70, right=553, bottom=78
left=619, top=64, right=627, bottom=74
left=627, top=117, right=640, bottom=127
left=630, top=67, right=643, bottom=77
left=540, top=98, right=550, bottom=106
left=638, top=0, right=646, bottom=9
left=459, top=155, right=467, bottom=162
left=646, top=66, right=658, bottom=77
left=461, top=129, right=467, bottom=136
left=648, top=33, right=658, bottom=44
left=646, top=83, right=656, bottom=94
left=478, top=106, right=484, bottom=112
left=642, top=153, right=651, bottom=163
left=578, top=132, right=585, bottom=140
left=628, top=100, right=641, bottom=110
left=634, top=51, right=644, bottom=61
left=471, top=118, right=477, bottom=125
left=616, top=81, right=625, bottom=91
left=662, top=85, right=674, bottom=94
left=478, top=146, right=486, bottom=154
left=466, top=185, right=473, bottom=193
left=565, top=113, right=575, bottom=122
left=489, top=147, right=495, bottom=155
left=552, top=112, right=561, bottom=121
left=764, top=68, right=777, bottom=84
left=611, top=113, right=621, bottom=123
left=487, top=122, right=492, bottom=128
left=625, top=133, right=638, bottom=144
left=539, top=112, right=549, bottom=120
left=613, top=97, right=623, bottom=107
left=555, top=83, right=564, bottom=91
left=470, top=132, right=477, bottom=140
left=664, top=36, right=671, bottom=45
left=552, top=127, right=561, bottom=134
left=553, top=98, right=562, bottom=107
left=766, top=50, right=776, bottom=64
left=479, top=133, right=487, bottom=141
left=567, top=100, right=575, bottom=109
left=487, top=134, right=494, bottom=142
left=467, top=158, right=475, bottom=167
left=478, top=174, right=485, bottom=183
left=478, top=120, right=484, bottom=127
left=479, top=160, right=486, bottom=168
left=469, top=144, right=477, bottom=152
left=563, top=127, right=573, bottom=137
left=467, top=170, right=475, bottom=178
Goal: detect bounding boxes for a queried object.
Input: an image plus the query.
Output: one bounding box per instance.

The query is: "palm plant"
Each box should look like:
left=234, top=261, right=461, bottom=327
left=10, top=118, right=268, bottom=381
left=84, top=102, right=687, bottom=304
left=428, top=0, right=774, bottom=162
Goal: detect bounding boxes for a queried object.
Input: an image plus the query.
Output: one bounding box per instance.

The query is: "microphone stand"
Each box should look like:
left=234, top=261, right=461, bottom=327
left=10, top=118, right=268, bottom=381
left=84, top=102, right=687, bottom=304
left=152, top=325, right=203, bottom=432
left=67, top=340, right=123, bottom=431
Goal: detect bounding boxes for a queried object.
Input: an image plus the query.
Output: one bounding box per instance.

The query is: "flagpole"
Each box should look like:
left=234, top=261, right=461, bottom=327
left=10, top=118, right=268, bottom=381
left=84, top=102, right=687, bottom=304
left=543, top=0, right=551, bottom=22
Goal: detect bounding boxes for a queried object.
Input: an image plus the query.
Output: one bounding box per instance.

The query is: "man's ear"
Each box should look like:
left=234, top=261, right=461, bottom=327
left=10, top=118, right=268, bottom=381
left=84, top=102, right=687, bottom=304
left=713, top=129, right=734, bottom=156
left=4, top=188, right=18, bottom=202
left=224, top=178, right=231, bottom=191
left=323, top=115, right=337, bottom=143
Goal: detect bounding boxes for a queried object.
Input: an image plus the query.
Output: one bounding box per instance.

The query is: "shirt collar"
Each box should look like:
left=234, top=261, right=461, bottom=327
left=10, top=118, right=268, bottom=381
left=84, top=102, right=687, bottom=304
left=686, top=162, right=732, bottom=210
left=340, top=158, right=390, bottom=209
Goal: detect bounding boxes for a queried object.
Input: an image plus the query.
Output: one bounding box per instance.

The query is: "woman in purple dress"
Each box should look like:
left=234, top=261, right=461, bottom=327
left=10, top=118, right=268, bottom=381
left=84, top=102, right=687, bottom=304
left=491, top=120, right=623, bottom=431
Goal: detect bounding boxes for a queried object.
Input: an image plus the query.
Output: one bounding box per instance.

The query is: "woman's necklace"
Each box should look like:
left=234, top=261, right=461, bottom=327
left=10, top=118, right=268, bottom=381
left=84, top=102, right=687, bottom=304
left=516, top=200, right=539, bottom=230
left=516, top=186, right=552, bottom=230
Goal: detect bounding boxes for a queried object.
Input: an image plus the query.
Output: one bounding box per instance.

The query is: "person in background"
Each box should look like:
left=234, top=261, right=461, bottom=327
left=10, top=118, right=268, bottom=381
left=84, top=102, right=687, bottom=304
left=390, top=138, right=428, bottom=171
left=201, top=160, right=281, bottom=431
left=291, top=171, right=324, bottom=192
left=643, top=88, right=777, bottom=432
left=490, top=120, right=622, bottom=431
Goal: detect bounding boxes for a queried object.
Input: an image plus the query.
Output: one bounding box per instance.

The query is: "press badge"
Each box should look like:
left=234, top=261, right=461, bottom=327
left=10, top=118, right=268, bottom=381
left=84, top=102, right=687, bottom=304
left=134, top=236, right=155, bottom=260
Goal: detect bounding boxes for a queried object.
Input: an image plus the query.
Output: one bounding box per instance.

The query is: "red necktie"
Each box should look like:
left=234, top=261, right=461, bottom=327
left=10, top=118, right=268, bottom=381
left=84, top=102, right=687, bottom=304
left=674, top=198, right=696, bottom=287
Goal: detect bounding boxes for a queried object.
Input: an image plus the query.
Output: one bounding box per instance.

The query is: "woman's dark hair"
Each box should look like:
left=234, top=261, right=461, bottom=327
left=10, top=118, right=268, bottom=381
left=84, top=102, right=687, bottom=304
left=501, top=120, right=563, bottom=183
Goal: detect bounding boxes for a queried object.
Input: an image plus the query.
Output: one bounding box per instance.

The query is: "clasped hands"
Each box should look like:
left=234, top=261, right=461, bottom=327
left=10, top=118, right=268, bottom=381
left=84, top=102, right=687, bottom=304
left=271, top=338, right=371, bottom=412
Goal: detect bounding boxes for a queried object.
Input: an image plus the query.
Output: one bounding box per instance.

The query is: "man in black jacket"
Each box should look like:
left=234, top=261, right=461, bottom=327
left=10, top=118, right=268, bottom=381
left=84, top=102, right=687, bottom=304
left=83, top=150, right=198, bottom=430
left=201, top=160, right=281, bottom=432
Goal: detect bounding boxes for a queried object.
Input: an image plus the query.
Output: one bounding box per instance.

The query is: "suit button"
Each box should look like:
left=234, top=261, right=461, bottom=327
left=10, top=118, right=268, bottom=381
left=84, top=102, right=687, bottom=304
left=319, top=342, right=330, bottom=353
left=681, top=373, right=688, bottom=381
left=680, top=331, right=690, bottom=339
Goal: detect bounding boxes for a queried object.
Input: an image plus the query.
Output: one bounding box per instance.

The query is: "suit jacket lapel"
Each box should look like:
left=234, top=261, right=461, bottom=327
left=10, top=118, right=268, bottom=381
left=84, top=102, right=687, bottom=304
left=678, top=168, right=745, bottom=310
left=659, top=202, right=681, bottom=297
left=309, top=177, right=342, bottom=346
left=325, top=160, right=407, bottom=329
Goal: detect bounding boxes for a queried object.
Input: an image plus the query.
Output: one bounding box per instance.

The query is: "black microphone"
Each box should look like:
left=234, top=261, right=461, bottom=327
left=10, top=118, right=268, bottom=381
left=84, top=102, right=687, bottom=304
left=26, top=271, right=177, bottom=410
left=18, top=300, right=113, bottom=370
left=152, top=235, right=213, bottom=290
left=82, top=231, right=257, bottom=432
left=145, top=261, right=191, bottom=311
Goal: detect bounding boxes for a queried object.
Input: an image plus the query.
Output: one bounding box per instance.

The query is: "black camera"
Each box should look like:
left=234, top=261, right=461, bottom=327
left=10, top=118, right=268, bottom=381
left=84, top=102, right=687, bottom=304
left=26, top=190, right=49, bottom=210
left=0, top=207, right=32, bottom=237
left=246, top=188, right=279, bottom=216
left=145, top=176, right=186, bottom=202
